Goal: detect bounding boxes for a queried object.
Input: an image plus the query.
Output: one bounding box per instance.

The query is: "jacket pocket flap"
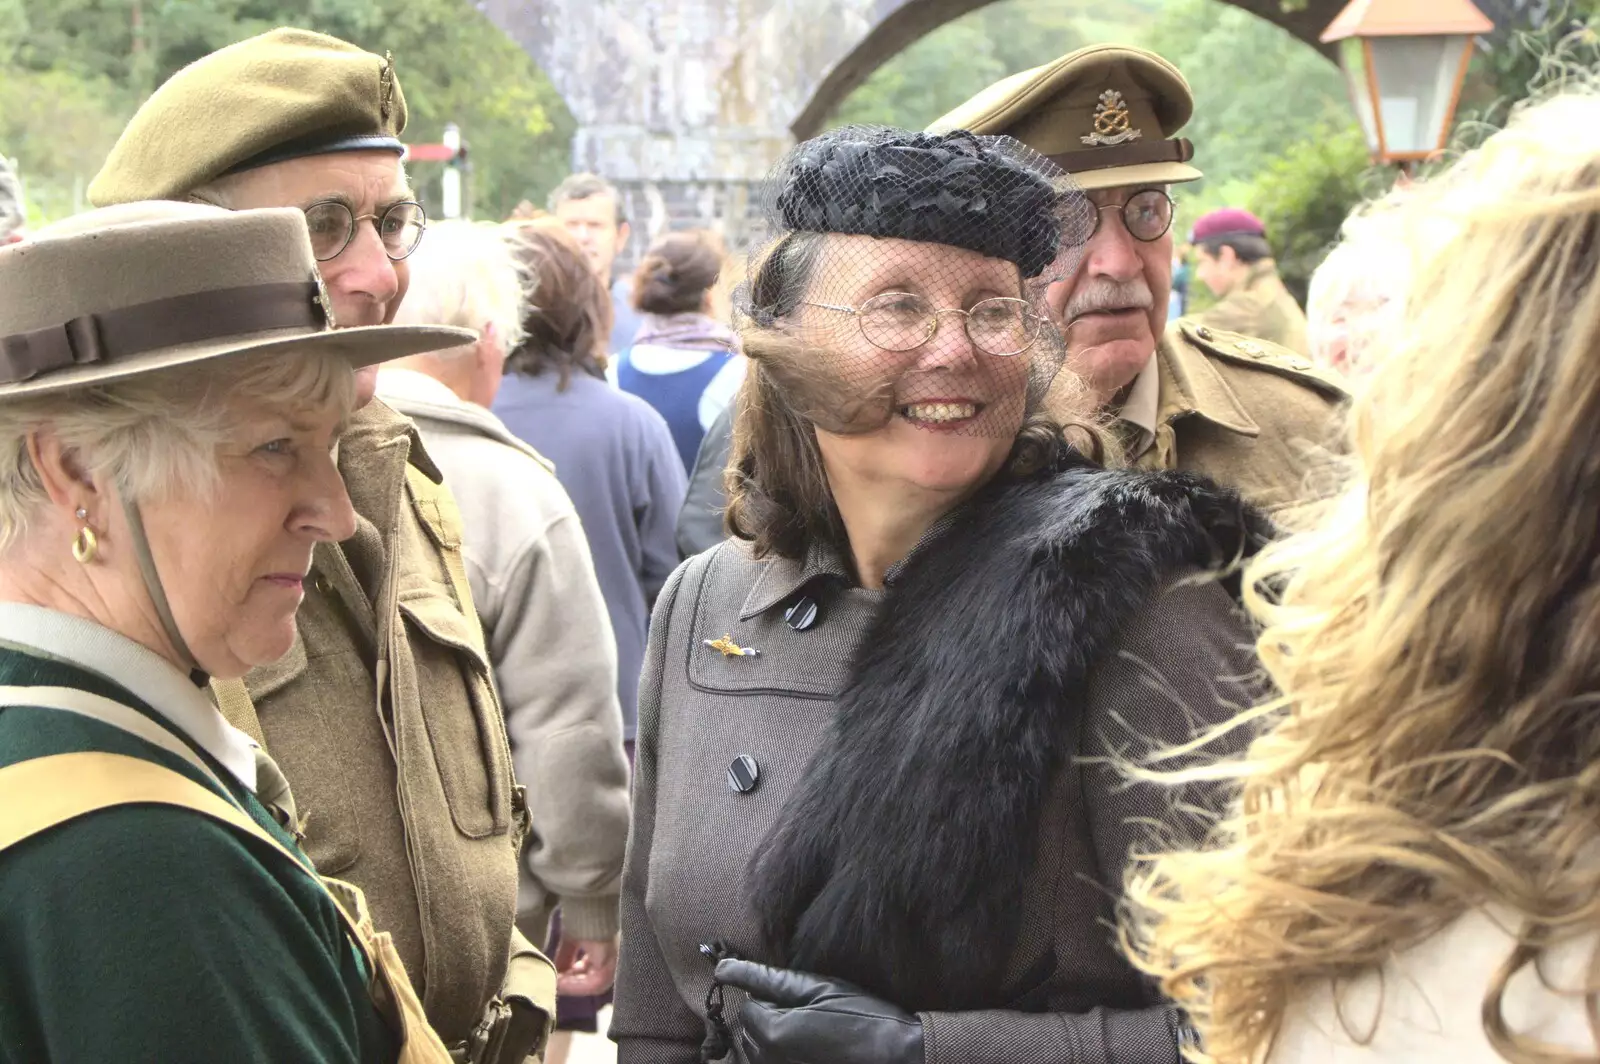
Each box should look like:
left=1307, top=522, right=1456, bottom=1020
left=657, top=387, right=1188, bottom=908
left=397, top=591, right=490, bottom=673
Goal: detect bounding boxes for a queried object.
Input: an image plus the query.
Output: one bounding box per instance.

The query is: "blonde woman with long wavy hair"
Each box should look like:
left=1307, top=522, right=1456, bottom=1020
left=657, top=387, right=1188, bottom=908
left=1122, top=91, right=1600, bottom=1063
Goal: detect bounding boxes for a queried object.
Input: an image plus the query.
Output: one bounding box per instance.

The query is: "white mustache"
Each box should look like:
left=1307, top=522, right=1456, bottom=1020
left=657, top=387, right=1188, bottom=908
left=1066, top=281, right=1153, bottom=320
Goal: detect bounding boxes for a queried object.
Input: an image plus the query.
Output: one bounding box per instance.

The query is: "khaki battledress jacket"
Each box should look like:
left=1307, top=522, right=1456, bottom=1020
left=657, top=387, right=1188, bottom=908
left=1189, top=259, right=1310, bottom=356
left=1126, top=320, right=1347, bottom=526
left=225, top=398, right=533, bottom=1046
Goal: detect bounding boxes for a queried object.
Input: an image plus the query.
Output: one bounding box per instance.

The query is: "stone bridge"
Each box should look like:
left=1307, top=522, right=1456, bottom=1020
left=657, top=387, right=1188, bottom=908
left=478, top=0, right=1346, bottom=260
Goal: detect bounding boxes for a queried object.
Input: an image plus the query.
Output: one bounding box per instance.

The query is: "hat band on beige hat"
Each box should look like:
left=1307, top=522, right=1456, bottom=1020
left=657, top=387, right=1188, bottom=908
left=0, top=279, right=326, bottom=385
left=0, top=201, right=472, bottom=403
left=1046, top=136, right=1195, bottom=177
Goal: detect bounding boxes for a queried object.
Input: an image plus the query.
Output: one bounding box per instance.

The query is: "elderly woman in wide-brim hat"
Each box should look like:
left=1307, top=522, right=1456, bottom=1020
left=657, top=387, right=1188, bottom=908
left=611, top=126, right=1262, bottom=1064
left=0, top=201, right=471, bottom=1063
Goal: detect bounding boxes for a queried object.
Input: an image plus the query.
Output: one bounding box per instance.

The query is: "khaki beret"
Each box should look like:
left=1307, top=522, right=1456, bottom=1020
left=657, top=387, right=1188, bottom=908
left=0, top=201, right=469, bottom=401
left=89, top=28, right=408, bottom=207
left=929, top=44, right=1202, bottom=192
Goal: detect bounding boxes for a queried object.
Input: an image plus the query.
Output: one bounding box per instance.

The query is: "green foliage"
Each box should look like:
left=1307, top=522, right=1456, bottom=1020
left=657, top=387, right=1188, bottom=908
left=0, top=0, right=572, bottom=225
left=1248, top=122, right=1389, bottom=303
left=1139, top=0, right=1355, bottom=192
left=828, top=0, right=1162, bottom=130
left=0, top=67, right=134, bottom=221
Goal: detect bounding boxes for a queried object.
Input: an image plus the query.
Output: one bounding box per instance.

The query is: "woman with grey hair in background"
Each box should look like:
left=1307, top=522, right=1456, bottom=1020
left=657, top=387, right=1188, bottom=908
left=0, top=200, right=471, bottom=1063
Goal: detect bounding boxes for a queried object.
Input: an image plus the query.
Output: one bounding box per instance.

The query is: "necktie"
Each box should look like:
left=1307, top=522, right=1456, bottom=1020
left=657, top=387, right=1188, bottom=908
left=253, top=747, right=301, bottom=837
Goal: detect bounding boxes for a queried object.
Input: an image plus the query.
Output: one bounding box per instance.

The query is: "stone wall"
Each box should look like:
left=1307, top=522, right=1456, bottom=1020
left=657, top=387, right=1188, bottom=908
left=479, top=0, right=1346, bottom=266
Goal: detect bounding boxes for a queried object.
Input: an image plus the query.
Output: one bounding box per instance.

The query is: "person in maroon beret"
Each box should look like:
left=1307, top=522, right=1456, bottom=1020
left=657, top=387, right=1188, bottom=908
left=1188, top=207, right=1310, bottom=356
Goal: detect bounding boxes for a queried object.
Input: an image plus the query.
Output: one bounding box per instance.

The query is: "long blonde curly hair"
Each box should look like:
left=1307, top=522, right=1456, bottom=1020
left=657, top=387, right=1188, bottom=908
left=1121, top=91, right=1600, bottom=1063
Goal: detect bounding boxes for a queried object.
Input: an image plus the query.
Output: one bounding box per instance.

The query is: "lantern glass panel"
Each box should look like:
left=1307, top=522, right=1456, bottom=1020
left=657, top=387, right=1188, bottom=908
left=1368, top=34, right=1473, bottom=154
left=1338, top=37, right=1380, bottom=154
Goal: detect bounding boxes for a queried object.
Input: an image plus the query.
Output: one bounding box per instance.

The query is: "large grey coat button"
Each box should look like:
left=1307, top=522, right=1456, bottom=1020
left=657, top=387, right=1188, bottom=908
left=727, top=755, right=760, bottom=794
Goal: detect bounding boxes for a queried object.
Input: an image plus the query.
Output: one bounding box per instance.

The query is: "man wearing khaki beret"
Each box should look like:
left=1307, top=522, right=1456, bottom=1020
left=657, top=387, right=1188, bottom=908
left=90, top=28, right=554, bottom=1063
left=932, top=44, right=1345, bottom=524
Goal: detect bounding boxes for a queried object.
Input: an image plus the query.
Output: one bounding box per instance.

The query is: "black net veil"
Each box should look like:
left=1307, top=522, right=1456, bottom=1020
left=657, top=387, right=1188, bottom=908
left=732, top=126, right=1096, bottom=439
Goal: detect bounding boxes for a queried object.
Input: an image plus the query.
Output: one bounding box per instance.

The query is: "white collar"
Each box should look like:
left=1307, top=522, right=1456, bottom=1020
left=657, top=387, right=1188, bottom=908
left=0, top=603, right=258, bottom=790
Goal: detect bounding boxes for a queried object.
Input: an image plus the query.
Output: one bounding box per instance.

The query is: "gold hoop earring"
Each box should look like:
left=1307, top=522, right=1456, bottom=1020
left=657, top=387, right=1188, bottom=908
left=72, top=508, right=98, bottom=565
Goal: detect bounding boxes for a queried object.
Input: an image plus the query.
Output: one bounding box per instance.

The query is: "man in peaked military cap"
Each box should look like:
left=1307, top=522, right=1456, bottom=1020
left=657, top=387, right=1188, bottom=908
left=90, top=28, right=556, bottom=1063
left=931, top=44, right=1345, bottom=524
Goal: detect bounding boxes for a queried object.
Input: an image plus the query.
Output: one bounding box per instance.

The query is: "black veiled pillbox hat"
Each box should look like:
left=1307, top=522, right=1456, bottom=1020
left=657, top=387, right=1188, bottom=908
left=770, top=128, right=1064, bottom=279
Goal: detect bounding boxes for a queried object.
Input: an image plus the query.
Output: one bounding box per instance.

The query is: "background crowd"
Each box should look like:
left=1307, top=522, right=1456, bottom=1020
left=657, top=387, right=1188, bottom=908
left=3, top=9, right=1600, bottom=1064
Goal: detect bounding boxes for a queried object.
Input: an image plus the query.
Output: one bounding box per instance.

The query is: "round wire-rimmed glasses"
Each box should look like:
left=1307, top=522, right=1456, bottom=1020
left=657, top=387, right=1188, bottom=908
left=1069, top=188, right=1175, bottom=246
left=800, top=292, right=1043, bottom=356
left=302, top=199, right=428, bottom=262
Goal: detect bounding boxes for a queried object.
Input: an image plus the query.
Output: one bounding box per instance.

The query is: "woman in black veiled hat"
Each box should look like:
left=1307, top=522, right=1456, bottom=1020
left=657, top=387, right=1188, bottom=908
left=610, top=127, right=1260, bottom=1064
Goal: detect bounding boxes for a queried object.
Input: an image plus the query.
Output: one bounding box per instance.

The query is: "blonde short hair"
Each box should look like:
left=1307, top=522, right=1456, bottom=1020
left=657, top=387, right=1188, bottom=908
left=394, top=219, right=528, bottom=357
left=0, top=351, right=352, bottom=549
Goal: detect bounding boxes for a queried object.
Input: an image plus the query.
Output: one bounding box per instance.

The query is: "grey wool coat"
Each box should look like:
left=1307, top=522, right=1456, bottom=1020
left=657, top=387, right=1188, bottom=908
left=611, top=460, right=1264, bottom=1064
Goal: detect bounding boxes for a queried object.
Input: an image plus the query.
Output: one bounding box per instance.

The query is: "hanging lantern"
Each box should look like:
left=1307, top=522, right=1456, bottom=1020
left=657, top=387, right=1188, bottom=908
left=1321, top=0, right=1493, bottom=164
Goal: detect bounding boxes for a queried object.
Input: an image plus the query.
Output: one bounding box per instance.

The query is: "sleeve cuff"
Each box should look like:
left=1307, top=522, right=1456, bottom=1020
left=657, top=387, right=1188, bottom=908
left=559, top=893, right=621, bottom=941
left=919, top=1004, right=1181, bottom=1064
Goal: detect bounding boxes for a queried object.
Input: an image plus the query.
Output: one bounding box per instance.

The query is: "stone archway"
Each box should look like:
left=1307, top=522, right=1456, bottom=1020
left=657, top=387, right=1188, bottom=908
left=477, top=0, right=1351, bottom=259
left=791, top=0, right=1347, bottom=140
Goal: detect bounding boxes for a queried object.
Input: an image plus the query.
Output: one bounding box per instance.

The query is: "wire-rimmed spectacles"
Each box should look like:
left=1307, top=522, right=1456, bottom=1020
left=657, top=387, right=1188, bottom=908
left=302, top=200, right=427, bottom=262
left=1068, top=189, right=1175, bottom=246
left=800, top=292, right=1042, bottom=357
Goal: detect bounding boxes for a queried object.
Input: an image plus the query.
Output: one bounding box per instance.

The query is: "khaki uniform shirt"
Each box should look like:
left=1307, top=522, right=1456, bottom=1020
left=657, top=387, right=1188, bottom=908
left=229, top=398, right=534, bottom=1047
left=1189, top=259, right=1310, bottom=356
left=1116, top=320, right=1347, bottom=525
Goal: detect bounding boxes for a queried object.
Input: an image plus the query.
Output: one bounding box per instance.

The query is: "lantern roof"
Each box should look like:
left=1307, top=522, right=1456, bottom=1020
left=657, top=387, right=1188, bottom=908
left=1320, top=0, right=1493, bottom=42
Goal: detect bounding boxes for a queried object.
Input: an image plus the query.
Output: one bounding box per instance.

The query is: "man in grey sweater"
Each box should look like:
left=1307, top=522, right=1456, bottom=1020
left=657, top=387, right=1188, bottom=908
left=379, top=220, right=632, bottom=1004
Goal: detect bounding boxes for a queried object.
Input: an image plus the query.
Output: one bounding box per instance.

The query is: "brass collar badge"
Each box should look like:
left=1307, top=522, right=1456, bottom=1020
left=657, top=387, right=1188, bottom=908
left=1082, top=89, right=1143, bottom=147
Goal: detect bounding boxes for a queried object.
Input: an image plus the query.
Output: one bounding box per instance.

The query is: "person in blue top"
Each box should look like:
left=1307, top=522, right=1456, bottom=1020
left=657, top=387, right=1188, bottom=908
left=611, top=230, right=745, bottom=472
left=492, top=215, right=686, bottom=1064
left=0, top=201, right=470, bottom=1062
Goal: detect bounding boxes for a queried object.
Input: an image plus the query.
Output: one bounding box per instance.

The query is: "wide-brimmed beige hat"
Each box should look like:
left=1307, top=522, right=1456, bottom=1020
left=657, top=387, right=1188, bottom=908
left=0, top=201, right=472, bottom=401
left=928, top=44, right=1203, bottom=192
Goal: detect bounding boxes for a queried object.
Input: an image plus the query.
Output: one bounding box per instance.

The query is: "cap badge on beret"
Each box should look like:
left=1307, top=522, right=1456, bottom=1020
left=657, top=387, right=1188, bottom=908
left=1082, top=90, right=1143, bottom=147
left=380, top=51, right=397, bottom=127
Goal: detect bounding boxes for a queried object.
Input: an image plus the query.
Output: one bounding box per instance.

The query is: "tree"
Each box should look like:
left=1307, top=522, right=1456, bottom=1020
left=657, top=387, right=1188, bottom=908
left=1248, top=123, right=1390, bottom=303
left=1139, top=0, right=1356, bottom=193
left=827, top=0, right=1166, bottom=130
left=2, top=0, right=574, bottom=224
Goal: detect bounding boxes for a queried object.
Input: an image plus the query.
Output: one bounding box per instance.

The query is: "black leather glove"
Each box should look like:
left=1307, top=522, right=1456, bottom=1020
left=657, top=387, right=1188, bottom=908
left=713, top=958, right=925, bottom=1064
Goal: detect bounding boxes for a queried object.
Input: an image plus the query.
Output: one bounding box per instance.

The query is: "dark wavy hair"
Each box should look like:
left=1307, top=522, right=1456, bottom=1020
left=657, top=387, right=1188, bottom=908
left=502, top=219, right=613, bottom=391
left=724, top=232, right=1103, bottom=561
left=723, top=128, right=1104, bottom=561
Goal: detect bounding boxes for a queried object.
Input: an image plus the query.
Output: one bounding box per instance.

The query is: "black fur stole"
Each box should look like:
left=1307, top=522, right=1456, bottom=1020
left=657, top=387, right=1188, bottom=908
left=746, top=457, right=1260, bottom=1012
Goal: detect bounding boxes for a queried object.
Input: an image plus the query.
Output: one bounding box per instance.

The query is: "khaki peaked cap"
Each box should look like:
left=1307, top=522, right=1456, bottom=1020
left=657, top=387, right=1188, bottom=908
left=0, top=201, right=471, bottom=401
left=89, top=28, right=408, bottom=206
left=929, top=44, right=1203, bottom=191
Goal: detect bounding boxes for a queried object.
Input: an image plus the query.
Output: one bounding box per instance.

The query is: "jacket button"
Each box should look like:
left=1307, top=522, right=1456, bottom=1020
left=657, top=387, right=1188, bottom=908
left=1195, top=326, right=1214, bottom=341
left=727, top=755, right=760, bottom=794
left=784, top=596, right=819, bottom=631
